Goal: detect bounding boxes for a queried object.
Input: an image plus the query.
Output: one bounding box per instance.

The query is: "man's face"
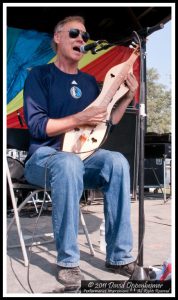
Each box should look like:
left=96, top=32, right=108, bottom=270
left=54, top=21, right=89, bottom=62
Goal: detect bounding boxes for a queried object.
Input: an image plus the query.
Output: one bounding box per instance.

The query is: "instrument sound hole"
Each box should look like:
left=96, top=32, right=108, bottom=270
left=91, top=137, right=97, bottom=143
left=110, top=73, right=115, bottom=78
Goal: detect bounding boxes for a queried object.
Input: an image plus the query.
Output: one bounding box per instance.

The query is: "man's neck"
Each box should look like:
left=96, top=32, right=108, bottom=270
left=54, top=59, right=78, bottom=75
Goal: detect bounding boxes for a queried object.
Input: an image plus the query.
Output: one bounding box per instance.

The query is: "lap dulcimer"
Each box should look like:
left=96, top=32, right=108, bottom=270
left=62, top=44, right=140, bottom=160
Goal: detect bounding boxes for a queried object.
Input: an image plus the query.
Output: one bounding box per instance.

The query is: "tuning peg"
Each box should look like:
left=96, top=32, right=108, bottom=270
left=131, top=41, right=137, bottom=46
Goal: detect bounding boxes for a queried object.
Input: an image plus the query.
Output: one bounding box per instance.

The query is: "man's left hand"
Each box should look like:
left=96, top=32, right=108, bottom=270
left=125, top=73, right=138, bottom=99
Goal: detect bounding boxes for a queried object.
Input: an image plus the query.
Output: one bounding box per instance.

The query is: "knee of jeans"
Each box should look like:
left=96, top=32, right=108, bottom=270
left=105, top=151, right=130, bottom=173
left=52, top=153, right=84, bottom=177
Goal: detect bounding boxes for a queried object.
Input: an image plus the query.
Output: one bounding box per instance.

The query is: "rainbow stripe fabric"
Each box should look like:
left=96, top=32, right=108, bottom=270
left=7, top=27, right=140, bottom=128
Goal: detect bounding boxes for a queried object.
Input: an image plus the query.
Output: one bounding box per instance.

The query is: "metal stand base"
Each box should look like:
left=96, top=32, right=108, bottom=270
left=131, top=265, right=150, bottom=280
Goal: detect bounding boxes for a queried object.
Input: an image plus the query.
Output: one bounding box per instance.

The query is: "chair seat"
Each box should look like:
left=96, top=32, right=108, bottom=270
left=12, top=182, right=45, bottom=190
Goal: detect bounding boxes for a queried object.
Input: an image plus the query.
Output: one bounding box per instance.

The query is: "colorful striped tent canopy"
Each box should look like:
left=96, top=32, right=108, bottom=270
left=7, top=27, right=140, bottom=128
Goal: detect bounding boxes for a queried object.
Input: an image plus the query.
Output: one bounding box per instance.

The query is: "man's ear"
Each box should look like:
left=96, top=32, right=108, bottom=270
left=54, top=32, right=60, bottom=45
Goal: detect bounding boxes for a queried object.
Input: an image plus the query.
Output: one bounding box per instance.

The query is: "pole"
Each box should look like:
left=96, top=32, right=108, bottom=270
left=132, top=24, right=164, bottom=279
left=138, top=36, right=147, bottom=267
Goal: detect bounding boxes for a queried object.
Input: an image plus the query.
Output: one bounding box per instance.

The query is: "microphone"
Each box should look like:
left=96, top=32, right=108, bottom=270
left=17, top=110, right=24, bottom=127
left=80, top=40, right=105, bottom=53
left=137, top=23, right=164, bottom=37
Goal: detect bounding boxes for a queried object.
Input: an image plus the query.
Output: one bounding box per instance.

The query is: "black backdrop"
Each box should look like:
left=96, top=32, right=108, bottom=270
left=7, top=6, right=171, bottom=44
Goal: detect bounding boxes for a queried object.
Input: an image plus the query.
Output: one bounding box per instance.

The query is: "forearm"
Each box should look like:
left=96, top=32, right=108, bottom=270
left=46, top=114, right=80, bottom=137
left=46, top=105, right=107, bottom=137
left=111, top=93, right=134, bottom=125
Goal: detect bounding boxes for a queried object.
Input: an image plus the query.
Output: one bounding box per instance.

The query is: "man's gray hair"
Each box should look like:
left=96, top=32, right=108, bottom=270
left=51, top=16, right=85, bottom=53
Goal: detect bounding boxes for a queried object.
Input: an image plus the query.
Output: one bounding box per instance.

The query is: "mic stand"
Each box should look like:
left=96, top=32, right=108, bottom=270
left=131, top=24, right=164, bottom=280
left=131, top=33, right=149, bottom=280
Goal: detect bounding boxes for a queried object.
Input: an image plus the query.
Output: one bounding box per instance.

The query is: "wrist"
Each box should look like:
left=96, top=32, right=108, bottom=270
left=125, top=91, right=135, bottom=102
left=73, top=112, right=84, bottom=126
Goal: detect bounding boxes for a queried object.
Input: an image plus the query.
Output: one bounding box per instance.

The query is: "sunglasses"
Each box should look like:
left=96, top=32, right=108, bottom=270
left=58, top=28, right=90, bottom=43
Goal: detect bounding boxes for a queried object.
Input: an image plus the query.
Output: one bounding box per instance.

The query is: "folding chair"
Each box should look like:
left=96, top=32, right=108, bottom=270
left=7, top=128, right=95, bottom=267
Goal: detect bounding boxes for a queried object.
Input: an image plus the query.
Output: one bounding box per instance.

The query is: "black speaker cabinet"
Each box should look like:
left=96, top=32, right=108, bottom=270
left=145, top=143, right=171, bottom=159
left=144, top=158, right=164, bottom=187
left=101, top=108, right=139, bottom=199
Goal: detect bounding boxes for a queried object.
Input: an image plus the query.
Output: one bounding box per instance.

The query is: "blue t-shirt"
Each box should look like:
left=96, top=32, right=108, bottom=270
left=23, top=63, right=100, bottom=158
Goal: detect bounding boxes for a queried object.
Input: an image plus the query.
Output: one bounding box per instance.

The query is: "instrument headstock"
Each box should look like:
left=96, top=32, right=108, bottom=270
left=129, top=41, right=140, bottom=56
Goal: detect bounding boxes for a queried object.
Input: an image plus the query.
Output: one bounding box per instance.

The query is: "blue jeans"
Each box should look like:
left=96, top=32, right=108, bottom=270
left=24, top=147, right=135, bottom=267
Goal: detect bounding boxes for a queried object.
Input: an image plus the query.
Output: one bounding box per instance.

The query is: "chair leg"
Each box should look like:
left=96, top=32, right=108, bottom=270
left=29, top=191, right=39, bottom=213
left=6, top=163, right=29, bottom=267
left=80, top=208, right=95, bottom=256
left=7, top=189, right=43, bottom=233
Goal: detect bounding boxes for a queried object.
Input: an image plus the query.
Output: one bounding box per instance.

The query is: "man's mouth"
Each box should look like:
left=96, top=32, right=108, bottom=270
left=73, top=46, right=81, bottom=53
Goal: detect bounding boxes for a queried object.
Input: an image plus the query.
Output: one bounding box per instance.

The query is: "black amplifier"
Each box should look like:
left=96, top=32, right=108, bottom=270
left=145, top=133, right=171, bottom=144
left=145, top=143, right=171, bottom=159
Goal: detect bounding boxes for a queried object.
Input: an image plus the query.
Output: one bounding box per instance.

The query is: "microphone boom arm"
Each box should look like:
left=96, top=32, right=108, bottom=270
left=91, top=42, right=113, bottom=54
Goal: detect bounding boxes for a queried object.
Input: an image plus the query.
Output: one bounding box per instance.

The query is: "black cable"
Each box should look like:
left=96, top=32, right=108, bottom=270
left=9, top=256, right=31, bottom=293
left=26, top=151, right=57, bottom=293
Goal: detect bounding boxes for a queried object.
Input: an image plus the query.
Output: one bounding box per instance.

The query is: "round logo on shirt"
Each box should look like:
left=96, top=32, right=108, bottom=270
left=70, top=86, right=82, bottom=99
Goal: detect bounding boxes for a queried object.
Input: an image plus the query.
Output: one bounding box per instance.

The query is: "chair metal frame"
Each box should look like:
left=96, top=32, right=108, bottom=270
left=7, top=128, right=95, bottom=267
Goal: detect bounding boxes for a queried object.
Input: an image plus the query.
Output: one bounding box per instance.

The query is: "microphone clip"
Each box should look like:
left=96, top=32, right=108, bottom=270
left=91, top=41, right=112, bottom=54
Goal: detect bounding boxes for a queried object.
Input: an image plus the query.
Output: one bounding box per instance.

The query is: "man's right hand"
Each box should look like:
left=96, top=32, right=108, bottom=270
left=46, top=106, right=107, bottom=137
left=75, top=106, right=107, bottom=126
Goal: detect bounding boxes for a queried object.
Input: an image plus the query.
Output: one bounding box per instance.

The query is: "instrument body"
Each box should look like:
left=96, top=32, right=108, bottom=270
left=62, top=47, right=139, bottom=160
